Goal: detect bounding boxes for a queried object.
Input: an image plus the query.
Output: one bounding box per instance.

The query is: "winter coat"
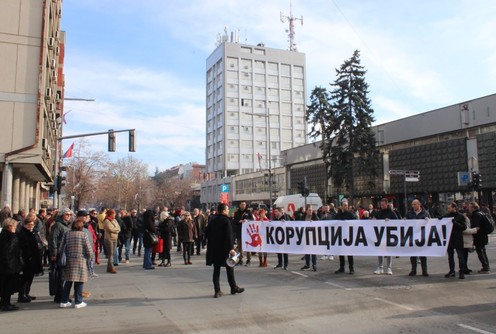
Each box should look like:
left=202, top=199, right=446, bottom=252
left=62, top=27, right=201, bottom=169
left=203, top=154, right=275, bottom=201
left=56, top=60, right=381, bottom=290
left=0, top=229, right=23, bottom=276
left=158, top=218, right=174, bottom=250
left=462, top=215, right=477, bottom=249
left=470, top=209, right=489, bottom=246
left=103, top=218, right=120, bottom=242
left=206, top=214, right=234, bottom=267
left=17, top=227, right=43, bottom=275
left=48, top=219, right=70, bottom=258
left=178, top=219, right=197, bottom=243
left=374, top=208, right=399, bottom=220
left=60, top=230, right=93, bottom=283
left=142, top=218, right=157, bottom=249
left=335, top=210, right=357, bottom=220
left=406, top=209, right=430, bottom=220
left=444, top=211, right=467, bottom=250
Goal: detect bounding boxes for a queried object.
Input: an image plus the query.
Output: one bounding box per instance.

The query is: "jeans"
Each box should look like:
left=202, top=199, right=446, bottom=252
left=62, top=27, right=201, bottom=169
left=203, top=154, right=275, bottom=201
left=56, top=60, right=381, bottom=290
left=143, top=247, right=153, bottom=268
left=62, top=281, right=83, bottom=305
left=277, top=253, right=288, bottom=268
left=118, top=238, right=131, bottom=261
left=132, top=232, right=143, bottom=255
left=447, top=247, right=466, bottom=273
left=339, top=256, right=354, bottom=270
left=305, top=254, right=317, bottom=267
left=183, top=242, right=192, bottom=263
left=378, top=256, right=392, bottom=269
left=476, top=245, right=490, bottom=270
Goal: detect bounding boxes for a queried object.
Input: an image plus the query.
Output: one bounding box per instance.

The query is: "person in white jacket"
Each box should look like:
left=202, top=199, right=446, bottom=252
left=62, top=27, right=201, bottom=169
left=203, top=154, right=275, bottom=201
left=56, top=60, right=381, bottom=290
left=462, top=213, right=478, bottom=275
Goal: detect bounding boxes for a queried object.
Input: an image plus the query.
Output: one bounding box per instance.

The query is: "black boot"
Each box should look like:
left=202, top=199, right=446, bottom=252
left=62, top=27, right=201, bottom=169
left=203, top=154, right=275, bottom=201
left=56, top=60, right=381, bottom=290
left=17, top=295, right=31, bottom=303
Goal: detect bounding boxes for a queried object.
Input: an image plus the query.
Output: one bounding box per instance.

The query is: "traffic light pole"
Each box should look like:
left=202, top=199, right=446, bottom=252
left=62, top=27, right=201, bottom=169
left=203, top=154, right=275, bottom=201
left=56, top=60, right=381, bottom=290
left=53, top=128, right=135, bottom=208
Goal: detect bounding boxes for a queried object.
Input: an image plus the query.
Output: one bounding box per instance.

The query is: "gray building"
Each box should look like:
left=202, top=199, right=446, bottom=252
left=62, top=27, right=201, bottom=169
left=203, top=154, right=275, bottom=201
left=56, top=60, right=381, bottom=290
left=208, top=93, right=496, bottom=215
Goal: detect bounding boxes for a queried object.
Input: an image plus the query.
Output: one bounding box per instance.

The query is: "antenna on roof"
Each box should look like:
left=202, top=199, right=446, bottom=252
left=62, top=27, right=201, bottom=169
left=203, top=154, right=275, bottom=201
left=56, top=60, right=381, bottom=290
left=280, top=0, right=303, bottom=51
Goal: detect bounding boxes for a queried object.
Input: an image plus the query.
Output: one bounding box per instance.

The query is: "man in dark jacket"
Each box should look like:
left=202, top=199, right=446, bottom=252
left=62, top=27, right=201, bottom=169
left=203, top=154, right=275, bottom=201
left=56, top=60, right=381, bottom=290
left=334, top=200, right=357, bottom=274
left=232, top=202, right=253, bottom=266
left=444, top=202, right=467, bottom=279
left=273, top=207, right=293, bottom=270
left=407, top=199, right=431, bottom=276
left=468, top=202, right=491, bottom=274
left=206, top=203, right=244, bottom=298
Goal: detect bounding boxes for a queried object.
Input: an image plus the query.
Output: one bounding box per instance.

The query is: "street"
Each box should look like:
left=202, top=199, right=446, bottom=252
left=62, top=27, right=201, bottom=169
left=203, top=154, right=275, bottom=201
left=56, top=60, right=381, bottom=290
left=2, top=236, right=496, bottom=334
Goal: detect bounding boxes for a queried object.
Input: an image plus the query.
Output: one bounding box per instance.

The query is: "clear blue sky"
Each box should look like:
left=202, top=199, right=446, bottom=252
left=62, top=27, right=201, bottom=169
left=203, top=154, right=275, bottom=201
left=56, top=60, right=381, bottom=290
left=61, top=0, right=496, bottom=173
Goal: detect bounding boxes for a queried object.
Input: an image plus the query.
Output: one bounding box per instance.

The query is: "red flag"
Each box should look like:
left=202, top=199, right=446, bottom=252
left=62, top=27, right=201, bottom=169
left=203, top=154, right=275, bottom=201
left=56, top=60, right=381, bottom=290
left=63, top=142, right=74, bottom=159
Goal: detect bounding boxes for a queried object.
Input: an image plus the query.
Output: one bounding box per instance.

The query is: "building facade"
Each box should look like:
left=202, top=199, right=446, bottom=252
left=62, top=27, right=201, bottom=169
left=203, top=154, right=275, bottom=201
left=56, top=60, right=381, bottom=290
left=0, top=0, right=64, bottom=211
left=202, top=93, right=496, bottom=215
left=202, top=33, right=307, bottom=205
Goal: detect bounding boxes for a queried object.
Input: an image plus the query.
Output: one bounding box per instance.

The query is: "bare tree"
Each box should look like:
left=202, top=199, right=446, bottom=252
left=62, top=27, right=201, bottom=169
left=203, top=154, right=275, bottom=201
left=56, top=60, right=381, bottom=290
left=62, top=139, right=107, bottom=210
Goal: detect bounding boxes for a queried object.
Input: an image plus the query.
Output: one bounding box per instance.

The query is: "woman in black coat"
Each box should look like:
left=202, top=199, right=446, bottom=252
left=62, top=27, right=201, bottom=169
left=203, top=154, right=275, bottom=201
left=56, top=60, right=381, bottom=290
left=0, top=218, right=23, bottom=311
left=158, top=216, right=174, bottom=267
left=17, top=214, right=43, bottom=303
left=142, top=209, right=157, bottom=270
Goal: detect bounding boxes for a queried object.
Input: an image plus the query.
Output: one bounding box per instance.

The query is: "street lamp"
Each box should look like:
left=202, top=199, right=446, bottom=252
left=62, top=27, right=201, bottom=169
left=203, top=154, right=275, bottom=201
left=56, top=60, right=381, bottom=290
left=245, top=109, right=272, bottom=216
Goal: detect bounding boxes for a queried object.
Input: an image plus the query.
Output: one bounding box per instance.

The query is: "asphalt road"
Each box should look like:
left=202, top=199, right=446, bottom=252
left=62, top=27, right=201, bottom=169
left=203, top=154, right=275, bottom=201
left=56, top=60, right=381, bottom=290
left=2, top=236, right=496, bottom=334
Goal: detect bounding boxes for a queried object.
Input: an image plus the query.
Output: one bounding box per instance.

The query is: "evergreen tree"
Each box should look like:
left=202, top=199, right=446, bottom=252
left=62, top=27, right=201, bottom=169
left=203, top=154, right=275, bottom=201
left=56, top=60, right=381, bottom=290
left=308, top=50, right=378, bottom=202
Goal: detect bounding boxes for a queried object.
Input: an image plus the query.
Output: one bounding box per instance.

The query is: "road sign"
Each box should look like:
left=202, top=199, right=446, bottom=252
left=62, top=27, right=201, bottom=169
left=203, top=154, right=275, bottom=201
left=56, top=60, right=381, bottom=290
left=457, top=171, right=470, bottom=186
left=388, top=170, right=405, bottom=175
left=220, top=192, right=229, bottom=204
left=220, top=184, right=229, bottom=193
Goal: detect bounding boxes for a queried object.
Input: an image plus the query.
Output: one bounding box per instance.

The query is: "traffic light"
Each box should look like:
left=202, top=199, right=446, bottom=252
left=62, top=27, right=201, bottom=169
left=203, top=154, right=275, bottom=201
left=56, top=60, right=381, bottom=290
left=472, top=172, right=481, bottom=191
left=55, top=174, right=66, bottom=193
left=108, top=129, right=116, bottom=152
left=129, top=129, right=136, bottom=152
left=297, top=179, right=309, bottom=197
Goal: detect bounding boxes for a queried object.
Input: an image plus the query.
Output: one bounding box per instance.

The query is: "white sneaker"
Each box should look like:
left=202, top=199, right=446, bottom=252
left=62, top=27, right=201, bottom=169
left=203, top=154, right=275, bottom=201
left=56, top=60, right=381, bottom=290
left=59, top=302, right=71, bottom=308
left=374, top=267, right=383, bottom=275
left=74, top=302, right=87, bottom=309
left=386, top=268, right=393, bottom=275
left=320, top=255, right=328, bottom=260
left=329, top=255, right=334, bottom=260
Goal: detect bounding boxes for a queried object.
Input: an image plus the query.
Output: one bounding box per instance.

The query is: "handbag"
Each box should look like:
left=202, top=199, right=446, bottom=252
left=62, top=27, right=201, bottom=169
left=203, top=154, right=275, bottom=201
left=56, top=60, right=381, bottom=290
left=57, top=235, right=67, bottom=268
left=146, top=230, right=159, bottom=246
left=35, top=232, right=48, bottom=250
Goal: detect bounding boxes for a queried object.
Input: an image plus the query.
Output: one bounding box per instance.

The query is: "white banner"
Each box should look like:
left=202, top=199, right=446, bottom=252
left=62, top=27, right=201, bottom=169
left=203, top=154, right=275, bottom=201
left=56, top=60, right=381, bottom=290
left=242, top=219, right=453, bottom=257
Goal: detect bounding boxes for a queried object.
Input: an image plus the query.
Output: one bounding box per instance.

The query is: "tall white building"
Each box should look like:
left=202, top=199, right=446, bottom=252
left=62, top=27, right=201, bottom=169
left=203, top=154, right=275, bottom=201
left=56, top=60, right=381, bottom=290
left=202, top=33, right=307, bottom=205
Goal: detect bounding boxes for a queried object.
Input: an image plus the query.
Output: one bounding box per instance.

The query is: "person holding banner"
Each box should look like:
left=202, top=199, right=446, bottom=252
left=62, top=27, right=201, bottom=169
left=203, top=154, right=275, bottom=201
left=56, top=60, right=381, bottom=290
left=407, top=199, right=431, bottom=276
left=232, top=202, right=254, bottom=266
left=206, top=203, right=244, bottom=298
left=334, top=200, right=357, bottom=274
left=373, top=198, right=398, bottom=275
left=443, top=202, right=467, bottom=279
left=273, top=207, right=293, bottom=270
left=301, top=204, right=320, bottom=271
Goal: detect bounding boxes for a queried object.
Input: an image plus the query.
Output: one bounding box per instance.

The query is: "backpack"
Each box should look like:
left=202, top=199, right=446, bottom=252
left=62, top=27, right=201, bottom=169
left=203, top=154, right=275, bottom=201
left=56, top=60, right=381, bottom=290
left=479, top=212, right=495, bottom=234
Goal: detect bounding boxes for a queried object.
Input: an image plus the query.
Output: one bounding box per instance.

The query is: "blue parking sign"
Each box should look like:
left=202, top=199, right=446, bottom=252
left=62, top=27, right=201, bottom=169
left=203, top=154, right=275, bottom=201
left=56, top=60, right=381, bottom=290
left=220, top=184, right=229, bottom=193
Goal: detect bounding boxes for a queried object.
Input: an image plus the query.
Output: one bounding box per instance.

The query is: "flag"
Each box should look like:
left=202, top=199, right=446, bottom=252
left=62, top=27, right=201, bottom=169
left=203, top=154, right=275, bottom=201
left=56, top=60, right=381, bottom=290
left=63, top=142, right=74, bottom=159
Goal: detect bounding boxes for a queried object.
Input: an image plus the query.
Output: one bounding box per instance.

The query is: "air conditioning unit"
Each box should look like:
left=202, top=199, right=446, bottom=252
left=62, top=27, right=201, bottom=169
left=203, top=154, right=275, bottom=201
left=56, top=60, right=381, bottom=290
left=48, top=37, right=55, bottom=49
left=41, top=138, right=49, bottom=151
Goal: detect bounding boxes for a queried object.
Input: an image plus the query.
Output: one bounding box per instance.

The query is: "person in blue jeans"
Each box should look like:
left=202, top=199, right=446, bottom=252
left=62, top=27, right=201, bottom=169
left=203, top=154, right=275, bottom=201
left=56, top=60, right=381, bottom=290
left=142, top=209, right=157, bottom=270
left=300, top=205, right=320, bottom=271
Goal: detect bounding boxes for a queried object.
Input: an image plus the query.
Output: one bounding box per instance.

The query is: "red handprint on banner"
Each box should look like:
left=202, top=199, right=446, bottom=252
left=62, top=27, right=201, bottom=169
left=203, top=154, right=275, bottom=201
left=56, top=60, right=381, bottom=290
left=245, top=223, right=262, bottom=250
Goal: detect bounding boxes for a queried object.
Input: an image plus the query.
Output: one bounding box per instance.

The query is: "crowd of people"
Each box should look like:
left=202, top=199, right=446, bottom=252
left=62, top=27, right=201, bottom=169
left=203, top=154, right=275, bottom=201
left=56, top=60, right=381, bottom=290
left=0, top=197, right=492, bottom=309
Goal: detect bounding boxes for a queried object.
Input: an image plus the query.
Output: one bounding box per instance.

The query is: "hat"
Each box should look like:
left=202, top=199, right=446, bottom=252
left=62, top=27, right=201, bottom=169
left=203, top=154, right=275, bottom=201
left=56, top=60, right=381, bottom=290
left=77, top=210, right=90, bottom=217
left=61, top=208, right=73, bottom=215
